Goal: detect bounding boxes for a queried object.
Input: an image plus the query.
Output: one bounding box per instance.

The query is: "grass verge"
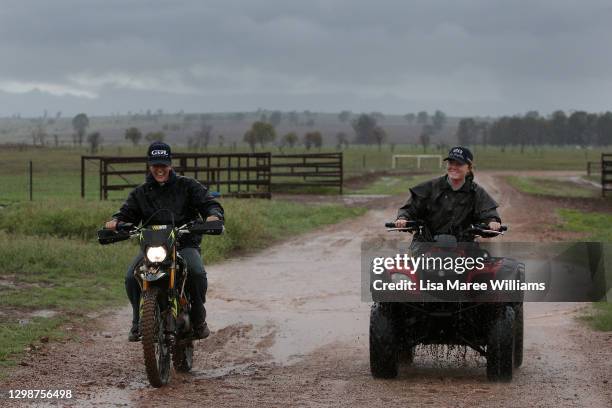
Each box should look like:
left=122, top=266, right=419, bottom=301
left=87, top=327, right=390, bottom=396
left=505, top=176, right=598, bottom=198
left=558, top=208, right=612, bottom=331
left=0, top=198, right=366, bottom=366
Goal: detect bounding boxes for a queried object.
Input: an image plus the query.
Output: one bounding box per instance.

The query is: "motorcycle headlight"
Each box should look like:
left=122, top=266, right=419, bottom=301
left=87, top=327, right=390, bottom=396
left=146, top=246, right=167, bottom=263
left=391, top=273, right=410, bottom=283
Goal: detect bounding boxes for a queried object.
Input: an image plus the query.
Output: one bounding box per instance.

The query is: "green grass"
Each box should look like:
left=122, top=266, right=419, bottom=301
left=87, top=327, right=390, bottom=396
left=580, top=303, right=612, bottom=331
left=557, top=208, right=612, bottom=241
left=505, top=176, right=599, bottom=198
left=0, top=198, right=366, bottom=366
left=557, top=209, right=612, bottom=331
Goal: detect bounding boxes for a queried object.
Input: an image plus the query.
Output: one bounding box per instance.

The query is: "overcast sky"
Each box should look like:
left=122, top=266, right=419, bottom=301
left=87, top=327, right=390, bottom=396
left=2, top=0, right=612, bottom=117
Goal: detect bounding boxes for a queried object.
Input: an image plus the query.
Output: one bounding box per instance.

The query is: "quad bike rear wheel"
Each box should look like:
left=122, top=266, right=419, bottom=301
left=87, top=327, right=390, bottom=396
left=141, top=287, right=171, bottom=387
left=514, top=304, right=524, bottom=368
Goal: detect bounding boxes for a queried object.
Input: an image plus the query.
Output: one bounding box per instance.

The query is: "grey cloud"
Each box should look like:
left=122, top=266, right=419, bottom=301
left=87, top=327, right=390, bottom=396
left=1, top=0, right=612, bottom=116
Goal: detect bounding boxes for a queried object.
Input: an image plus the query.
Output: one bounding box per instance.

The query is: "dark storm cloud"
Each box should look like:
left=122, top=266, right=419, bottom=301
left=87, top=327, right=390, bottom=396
left=1, top=0, right=612, bottom=116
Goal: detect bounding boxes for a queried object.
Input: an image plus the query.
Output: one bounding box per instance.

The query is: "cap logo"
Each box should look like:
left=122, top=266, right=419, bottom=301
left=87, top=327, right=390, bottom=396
left=151, top=150, right=167, bottom=156
left=452, top=148, right=463, bottom=154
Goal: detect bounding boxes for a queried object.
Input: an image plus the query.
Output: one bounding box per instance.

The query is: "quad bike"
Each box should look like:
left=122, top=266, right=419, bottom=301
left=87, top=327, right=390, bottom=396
left=98, top=217, right=223, bottom=387
left=369, top=221, right=524, bottom=382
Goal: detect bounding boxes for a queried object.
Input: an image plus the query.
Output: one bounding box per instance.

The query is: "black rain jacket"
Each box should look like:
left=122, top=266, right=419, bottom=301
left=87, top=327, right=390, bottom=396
left=112, top=170, right=224, bottom=248
left=397, top=174, right=500, bottom=241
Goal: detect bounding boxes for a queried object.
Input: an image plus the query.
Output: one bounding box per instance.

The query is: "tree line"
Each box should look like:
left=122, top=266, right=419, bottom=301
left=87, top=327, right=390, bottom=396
left=457, top=111, right=612, bottom=150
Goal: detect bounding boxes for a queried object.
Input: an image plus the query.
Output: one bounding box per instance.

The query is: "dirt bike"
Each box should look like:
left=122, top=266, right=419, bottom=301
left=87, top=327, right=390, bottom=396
left=98, top=217, right=223, bottom=387
left=369, top=221, right=524, bottom=382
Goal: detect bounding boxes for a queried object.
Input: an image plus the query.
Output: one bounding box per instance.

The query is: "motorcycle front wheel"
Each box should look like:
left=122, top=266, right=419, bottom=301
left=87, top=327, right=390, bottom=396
left=141, top=287, right=171, bottom=387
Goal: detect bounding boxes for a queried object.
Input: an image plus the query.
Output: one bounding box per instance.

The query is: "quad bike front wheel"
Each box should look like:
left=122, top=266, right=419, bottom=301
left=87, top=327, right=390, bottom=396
left=141, top=287, right=171, bottom=387
left=486, top=305, right=515, bottom=382
left=369, top=303, right=399, bottom=378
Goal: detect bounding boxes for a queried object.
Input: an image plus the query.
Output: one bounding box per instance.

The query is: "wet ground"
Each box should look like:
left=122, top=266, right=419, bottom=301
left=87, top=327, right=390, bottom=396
left=3, top=171, right=612, bottom=407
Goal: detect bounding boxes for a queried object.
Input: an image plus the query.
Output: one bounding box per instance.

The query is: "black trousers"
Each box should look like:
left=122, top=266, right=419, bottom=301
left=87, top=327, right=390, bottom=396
left=125, top=247, right=207, bottom=326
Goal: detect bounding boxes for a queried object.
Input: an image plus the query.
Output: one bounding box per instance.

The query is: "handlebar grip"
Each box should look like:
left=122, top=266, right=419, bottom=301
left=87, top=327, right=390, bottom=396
left=500, top=225, right=508, bottom=232
left=385, top=222, right=396, bottom=228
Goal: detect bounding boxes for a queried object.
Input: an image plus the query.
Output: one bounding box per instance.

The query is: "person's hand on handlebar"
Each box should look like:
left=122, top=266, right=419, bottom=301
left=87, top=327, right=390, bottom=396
left=488, top=221, right=501, bottom=231
left=395, top=218, right=408, bottom=228
left=105, top=219, right=118, bottom=231
left=206, top=215, right=220, bottom=222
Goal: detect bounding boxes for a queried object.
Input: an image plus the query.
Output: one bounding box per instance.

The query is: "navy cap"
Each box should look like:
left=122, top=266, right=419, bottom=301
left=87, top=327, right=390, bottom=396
left=444, top=146, right=473, bottom=165
left=147, top=142, right=172, bottom=165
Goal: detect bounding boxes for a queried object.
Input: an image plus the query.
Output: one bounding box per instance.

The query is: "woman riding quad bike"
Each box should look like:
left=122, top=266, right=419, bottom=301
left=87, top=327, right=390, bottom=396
left=370, top=146, right=524, bottom=382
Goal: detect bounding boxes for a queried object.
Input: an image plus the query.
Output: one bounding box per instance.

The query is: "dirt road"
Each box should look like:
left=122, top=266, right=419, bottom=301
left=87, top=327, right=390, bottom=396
left=4, top=172, right=611, bottom=407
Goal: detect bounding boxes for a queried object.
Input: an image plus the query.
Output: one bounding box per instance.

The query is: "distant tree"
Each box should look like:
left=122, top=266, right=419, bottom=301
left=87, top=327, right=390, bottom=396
left=431, top=110, right=447, bottom=133
left=87, top=131, right=102, bottom=154
left=269, top=111, right=282, bottom=127
left=549, top=110, right=568, bottom=145
left=338, top=110, right=352, bottom=124
left=596, top=112, right=612, bottom=145
left=145, top=131, right=166, bottom=142
left=372, top=126, right=387, bottom=151
left=419, top=125, right=433, bottom=152
left=567, top=111, right=589, bottom=146
left=403, top=113, right=416, bottom=124
left=281, top=132, right=298, bottom=148
left=304, top=131, right=323, bottom=151
left=456, top=118, right=478, bottom=146
left=416, top=111, right=429, bottom=126
left=246, top=121, right=276, bottom=149
left=218, top=134, right=225, bottom=147
left=351, top=114, right=378, bottom=144
left=124, top=127, right=142, bottom=146
left=243, top=130, right=257, bottom=152
left=72, top=113, right=89, bottom=146
left=336, top=132, right=349, bottom=150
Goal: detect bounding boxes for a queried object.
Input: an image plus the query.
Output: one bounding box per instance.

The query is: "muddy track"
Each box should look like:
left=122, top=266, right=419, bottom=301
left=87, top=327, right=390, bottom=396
left=4, top=171, right=612, bottom=407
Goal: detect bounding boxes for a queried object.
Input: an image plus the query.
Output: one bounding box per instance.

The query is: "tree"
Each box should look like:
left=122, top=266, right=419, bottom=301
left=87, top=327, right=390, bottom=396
left=338, top=110, right=352, bottom=124
left=596, top=112, right=612, bottom=145
left=145, top=131, right=166, bottom=142
left=246, top=121, right=276, bottom=149
left=431, top=110, right=447, bottom=133
left=456, top=118, right=478, bottom=146
left=351, top=114, right=378, bottom=144
left=124, top=127, right=142, bottom=146
left=87, top=131, right=102, bottom=154
left=243, top=129, right=257, bottom=152
left=372, top=126, right=386, bottom=151
left=336, top=132, right=349, bottom=150
left=416, top=111, right=429, bottom=126
left=420, top=124, right=433, bottom=152
left=304, top=131, right=323, bottom=151
left=281, top=132, right=298, bottom=148
left=72, top=113, right=89, bottom=146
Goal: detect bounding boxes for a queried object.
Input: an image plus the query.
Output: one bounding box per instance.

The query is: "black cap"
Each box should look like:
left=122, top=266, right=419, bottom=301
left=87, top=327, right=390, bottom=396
left=444, top=146, right=473, bottom=165
left=147, top=142, right=172, bottom=166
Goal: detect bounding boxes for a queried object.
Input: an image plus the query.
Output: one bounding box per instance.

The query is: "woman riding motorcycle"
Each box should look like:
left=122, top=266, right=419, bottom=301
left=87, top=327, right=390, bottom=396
left=395, top=146, right=501, bottom=239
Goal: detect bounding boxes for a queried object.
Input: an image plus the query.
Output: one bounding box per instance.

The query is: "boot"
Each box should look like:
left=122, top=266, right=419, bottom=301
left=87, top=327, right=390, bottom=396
left=128, top=321, right=141, bottom=342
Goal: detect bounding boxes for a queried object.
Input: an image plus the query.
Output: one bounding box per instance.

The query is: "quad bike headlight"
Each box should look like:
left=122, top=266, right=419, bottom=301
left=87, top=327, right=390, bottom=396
left=146, top=246, right=167, bottom=263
